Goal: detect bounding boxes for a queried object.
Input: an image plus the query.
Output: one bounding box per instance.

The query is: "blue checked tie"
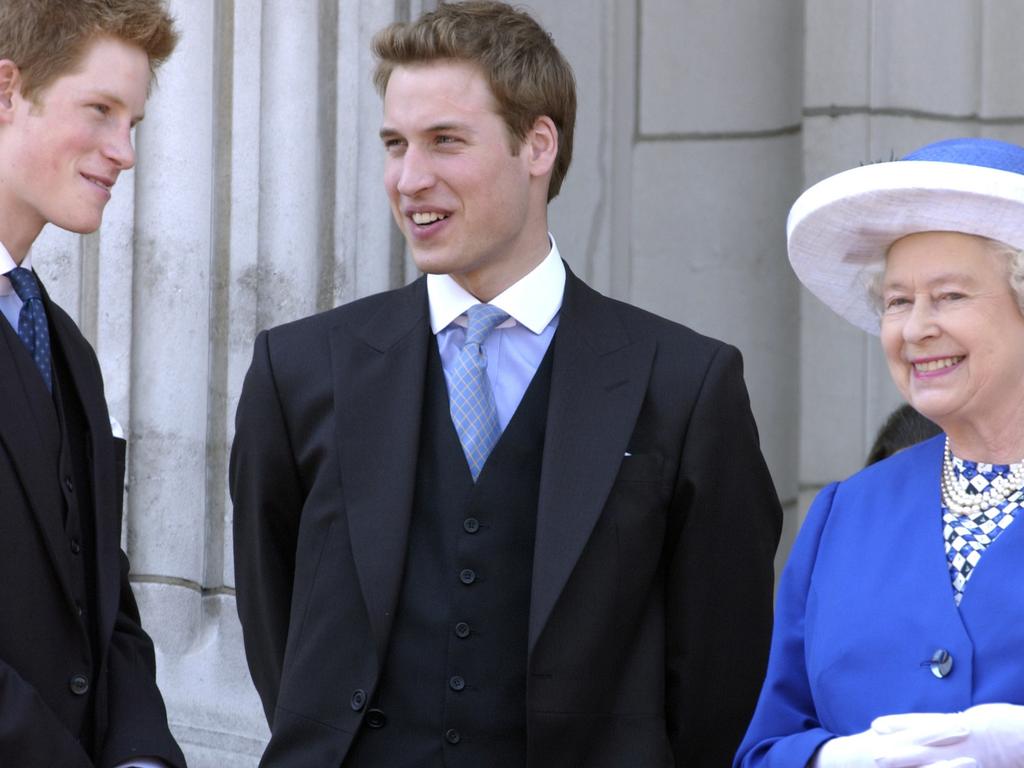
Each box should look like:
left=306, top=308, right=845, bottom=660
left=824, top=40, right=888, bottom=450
left=7, top=267, right=53, bottom=392
left=449, top=303, right=509, bottom=481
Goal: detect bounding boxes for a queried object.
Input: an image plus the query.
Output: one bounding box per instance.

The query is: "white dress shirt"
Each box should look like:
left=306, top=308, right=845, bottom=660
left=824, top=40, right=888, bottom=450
left=428, top=236, right=565, bottom=431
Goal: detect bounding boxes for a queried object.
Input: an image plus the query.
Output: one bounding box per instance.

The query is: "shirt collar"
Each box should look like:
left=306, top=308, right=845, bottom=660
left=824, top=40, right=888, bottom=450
left=427, top=235, right=566, bottom=335
left=0, top=243, right=32, bottom=297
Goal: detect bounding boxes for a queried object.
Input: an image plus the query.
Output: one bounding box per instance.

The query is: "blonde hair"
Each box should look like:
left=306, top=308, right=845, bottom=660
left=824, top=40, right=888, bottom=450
left=0, top=0, right=179, bottom=103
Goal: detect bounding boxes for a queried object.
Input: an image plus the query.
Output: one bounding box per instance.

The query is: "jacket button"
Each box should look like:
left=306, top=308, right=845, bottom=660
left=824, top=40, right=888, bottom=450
left=69, top=538, right=82, bottom=555
left=64, top=476, right=74, bottom=493
left=459, top=568, right=476, bottom=585
left=445, top=728, right=461, bottom=745
left=454, top=622, right=471, bottom=639
left=350, top=689, right=366, bottom=711
left=449, top=675, right=465, bottom=692
left=929, top=649, right=954, bottom=679
left=463, top=517, right=480, bottom=534
left=365, top=708, right=386, bottom=728
left=69, top=674, right=89, bottom=696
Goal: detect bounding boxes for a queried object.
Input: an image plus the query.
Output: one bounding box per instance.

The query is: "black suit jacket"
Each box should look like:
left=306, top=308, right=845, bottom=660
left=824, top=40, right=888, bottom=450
left=231, top=268, right=782, bottom=767
left=0, top=284, right=185, bottom=767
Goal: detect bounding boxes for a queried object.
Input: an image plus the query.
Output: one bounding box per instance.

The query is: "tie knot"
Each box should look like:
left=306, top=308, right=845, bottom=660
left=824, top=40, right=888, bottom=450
left=7, top=267, right=42, bottom=302
left=464, top=303, right=509, bottom=346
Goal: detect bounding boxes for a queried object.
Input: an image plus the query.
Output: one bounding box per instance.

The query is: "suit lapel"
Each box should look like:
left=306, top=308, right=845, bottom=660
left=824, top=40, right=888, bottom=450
left=529, top=271, right=655, bottom=652
left=332, top=279, right=430, bottom=664
left=0, top=307, right=77, bottom=605
left=44, top=291, right=122, bottom=642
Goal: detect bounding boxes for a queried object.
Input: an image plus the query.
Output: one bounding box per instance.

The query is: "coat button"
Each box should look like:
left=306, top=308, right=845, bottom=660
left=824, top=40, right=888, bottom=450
left=929, top=649, right=954, bottom=679
left=459, top=568, right=476, bottom=585
left=449, top=675, right=465, bottom=691
left=69, top=538, right=82, bottom=555
left=445, top=728, right=461, bottom=745
left=454, top=622, right=471, bottom=639
left=365, top=708, right=386, bottom=728
left=69, top=674, right=89, bottom=695
left=350, top=689, right=366, bottom=711
left=463, top=517, right=480, bottom=534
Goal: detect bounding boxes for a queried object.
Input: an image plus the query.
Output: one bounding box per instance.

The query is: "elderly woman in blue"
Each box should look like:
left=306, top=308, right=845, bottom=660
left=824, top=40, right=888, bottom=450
left=735, top=137, right=1024, bottom=768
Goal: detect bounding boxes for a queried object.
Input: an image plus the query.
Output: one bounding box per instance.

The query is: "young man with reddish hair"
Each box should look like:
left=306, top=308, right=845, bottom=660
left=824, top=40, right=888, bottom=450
left=232, top=2, right=782, bottom=766
left=0, top=1, right=184, bottom=766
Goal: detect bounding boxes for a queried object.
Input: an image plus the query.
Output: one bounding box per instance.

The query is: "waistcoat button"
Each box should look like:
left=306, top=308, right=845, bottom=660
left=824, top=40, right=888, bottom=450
left=459, top=568, right=476, bottom=585
left=69, top=674, right=89, bottom=696
left=445, top=728, right=461, bottom=745
left=365, top=708, right=387, bottom=728
left=454, top=622, right=471, bottom=638
left=463, top=517, right=480, bottom=534
left=350, top=689, right=366, bottom=711
left=449, top=675, right=465, bottom=691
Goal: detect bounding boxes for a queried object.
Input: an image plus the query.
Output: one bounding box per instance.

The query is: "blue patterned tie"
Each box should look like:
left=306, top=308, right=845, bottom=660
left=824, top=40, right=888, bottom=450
left=449, top=304, right=509, bottom=481
left=7, top=267, right=53, bottom=392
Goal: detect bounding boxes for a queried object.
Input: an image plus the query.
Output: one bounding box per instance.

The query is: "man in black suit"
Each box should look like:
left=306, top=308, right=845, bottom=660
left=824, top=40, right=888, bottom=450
left=0, top=2, right=185, bottom=766
left=231, top=2, right=782, bottom=766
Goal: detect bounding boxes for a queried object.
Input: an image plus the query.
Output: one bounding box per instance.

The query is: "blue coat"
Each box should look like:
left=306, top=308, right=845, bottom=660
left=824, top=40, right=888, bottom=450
left=735, top=434, right=1024, bottom=767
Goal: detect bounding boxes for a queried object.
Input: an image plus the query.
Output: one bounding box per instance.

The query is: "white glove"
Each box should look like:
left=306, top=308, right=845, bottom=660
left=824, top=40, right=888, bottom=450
left=871, top=703, right=1024, bottom=768
left=812, top=721, right=975, bottom=768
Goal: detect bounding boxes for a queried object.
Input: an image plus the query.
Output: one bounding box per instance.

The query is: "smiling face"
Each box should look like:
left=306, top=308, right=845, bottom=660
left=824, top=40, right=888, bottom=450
left=880, top=231, right=1024, bottom=448
left=380, top=60, right=556, bottom=301
left=0, top=35, right=150, bottom=261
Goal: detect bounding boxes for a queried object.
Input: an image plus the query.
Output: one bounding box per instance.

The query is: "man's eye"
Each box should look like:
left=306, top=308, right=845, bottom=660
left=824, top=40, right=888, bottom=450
left=939, top=292, right=966, bottom=302
left=436, top=135, right=458, bottom=145
left=91, top=103, right=110, bottom=116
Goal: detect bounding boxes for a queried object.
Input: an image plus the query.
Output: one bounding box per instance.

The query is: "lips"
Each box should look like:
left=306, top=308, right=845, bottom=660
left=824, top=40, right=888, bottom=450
left=81, top=172, right=115, bottom=194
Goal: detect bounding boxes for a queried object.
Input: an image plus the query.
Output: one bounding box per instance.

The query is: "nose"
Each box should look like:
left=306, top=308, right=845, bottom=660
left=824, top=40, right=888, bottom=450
left=104, top=123, right=136, bottom=170
left=395, top=145, right=435, bottom=197
left=902, top=296, right=938, bottom=343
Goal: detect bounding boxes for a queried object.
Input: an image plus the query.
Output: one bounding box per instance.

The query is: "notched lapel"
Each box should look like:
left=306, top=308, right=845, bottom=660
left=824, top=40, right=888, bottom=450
left=332, top=280, right=430, bottom=663
left=529, top=275, right=655, bottom=652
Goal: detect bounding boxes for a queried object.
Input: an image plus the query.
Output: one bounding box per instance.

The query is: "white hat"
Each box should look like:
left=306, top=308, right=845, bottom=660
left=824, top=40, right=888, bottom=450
left=787, top=138, right=1024, bottom=334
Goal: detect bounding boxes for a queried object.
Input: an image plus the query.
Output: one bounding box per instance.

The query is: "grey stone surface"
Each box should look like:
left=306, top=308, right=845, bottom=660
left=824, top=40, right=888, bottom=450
left=871, top=1, right=980, bottom=115
left=640, top=0, right=803, bottom=134
left=631, top=135, right=802, bottom=499
left=804, top=0, right=871, bottom=106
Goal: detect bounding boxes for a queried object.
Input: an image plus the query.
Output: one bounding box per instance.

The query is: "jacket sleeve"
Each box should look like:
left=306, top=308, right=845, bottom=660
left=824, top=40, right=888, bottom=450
left=96, top=548, right=187, bottom=768
left=733, top=482, right=839, bottom=767
left=230, top=330, right=305, bottom=726
left=666, top=343, right=783, bottom=767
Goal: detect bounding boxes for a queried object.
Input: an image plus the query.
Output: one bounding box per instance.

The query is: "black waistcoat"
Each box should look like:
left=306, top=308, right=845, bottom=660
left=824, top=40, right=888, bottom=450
left=11, top=319, right=99, bottom=753
left=347, top=338, right=553, bottom=767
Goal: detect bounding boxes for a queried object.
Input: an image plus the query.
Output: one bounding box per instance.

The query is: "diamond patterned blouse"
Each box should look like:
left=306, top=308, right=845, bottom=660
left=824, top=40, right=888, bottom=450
left=942, top=454, right=1022, bottom=606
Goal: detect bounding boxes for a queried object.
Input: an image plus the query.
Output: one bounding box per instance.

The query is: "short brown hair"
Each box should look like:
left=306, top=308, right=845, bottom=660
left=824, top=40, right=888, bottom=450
left=0, top=0, right=179, bottom=103
left=373, top=0, right=576, bottom=201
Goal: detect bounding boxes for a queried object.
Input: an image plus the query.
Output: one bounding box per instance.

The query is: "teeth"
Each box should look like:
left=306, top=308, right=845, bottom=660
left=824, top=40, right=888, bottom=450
left=411, top=211, right=447, bottom=225
left=914, top=356, right=963, bottom=373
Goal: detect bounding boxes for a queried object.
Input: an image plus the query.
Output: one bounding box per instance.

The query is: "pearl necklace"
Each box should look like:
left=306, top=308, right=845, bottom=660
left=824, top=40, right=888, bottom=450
left=940, top=436, right=1024, bottom=516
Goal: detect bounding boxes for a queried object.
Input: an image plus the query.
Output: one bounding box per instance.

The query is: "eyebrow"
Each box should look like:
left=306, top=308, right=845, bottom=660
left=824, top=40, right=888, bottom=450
left=378, top=121, right=475, bottom=140
left=882, top=272, right=979, bottom=291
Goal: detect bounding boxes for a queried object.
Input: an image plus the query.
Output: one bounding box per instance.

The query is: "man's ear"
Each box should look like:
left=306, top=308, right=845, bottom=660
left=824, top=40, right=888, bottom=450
left=0, top=60, right=20, bottom=120
left=526, top=115, right=558, bottom=179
